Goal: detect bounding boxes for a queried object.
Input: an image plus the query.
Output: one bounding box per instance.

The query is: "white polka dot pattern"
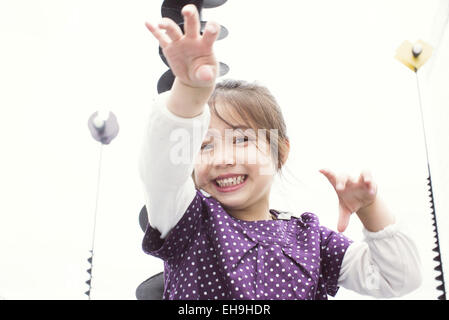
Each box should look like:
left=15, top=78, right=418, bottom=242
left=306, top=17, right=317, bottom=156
left=142, top=189, right=353, bottom=300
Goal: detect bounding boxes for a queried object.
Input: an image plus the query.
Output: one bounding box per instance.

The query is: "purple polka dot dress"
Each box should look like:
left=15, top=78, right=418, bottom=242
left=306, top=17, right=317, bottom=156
left=143, top=188, right=353, bottom=300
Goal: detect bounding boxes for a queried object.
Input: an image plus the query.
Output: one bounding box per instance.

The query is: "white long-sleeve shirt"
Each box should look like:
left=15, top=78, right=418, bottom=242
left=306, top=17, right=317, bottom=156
left=139, top=91, right=422, bottom=298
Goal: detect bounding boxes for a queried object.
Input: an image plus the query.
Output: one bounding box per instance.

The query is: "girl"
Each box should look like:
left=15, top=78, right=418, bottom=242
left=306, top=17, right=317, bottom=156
left=139, top=4, right=422, bottom=300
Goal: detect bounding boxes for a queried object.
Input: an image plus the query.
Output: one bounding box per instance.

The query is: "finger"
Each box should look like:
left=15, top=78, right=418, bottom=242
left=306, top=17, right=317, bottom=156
left=145, top=21, right=171, bottom=48
left=202, top=21, right=220, bottom=47
left=336, top=175, right=348, bottom=191
left=319, top=168, right=337, bottom=187
left=365, top=176, right=377, bottom=195
left=357, top=172, right=364, bottom=184
left=182, top=4, right=200, bottom=38
left=159, top=18, right=183, bottom=42
left=348, top=175, right=358, bottom=185
left=361, top=169, right=373, bottom=184
left=337, top=208, right=352, bottom=233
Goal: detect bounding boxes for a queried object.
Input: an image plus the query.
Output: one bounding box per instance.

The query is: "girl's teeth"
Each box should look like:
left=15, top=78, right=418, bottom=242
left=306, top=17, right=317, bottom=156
left=216, top=175, right=246, bottom=187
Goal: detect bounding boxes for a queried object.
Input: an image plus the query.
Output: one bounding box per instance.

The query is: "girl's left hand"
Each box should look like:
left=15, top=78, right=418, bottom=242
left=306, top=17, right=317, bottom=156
left=319, top=168, right=377, bottom=232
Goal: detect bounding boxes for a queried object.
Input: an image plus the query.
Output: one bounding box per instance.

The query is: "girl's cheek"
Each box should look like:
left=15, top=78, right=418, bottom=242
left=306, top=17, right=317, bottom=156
left=245, top=144, right=272, bottom=167
left=255, top=149, right=277, bottom=176
left=235, top=144, right=258, bottom=165
left=194, top=167, right=209, bottom=187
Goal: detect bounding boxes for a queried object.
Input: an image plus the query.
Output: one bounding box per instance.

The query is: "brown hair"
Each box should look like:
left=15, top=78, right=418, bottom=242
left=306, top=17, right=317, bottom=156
left=207, top=79, right=290, bottom=173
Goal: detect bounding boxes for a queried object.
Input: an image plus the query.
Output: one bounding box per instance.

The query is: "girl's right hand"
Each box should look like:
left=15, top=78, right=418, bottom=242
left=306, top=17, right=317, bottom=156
left=145, top=4, right=221, bottom=89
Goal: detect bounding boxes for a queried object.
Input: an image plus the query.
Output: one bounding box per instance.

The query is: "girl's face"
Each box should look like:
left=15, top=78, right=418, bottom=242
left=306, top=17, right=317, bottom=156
left=193, top=106, right=278, bottom=221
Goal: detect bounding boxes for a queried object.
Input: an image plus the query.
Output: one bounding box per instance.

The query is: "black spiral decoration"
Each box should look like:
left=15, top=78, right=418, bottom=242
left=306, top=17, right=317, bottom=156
left=157, top=0, right=229, bottom=93
left=427, top=164, right=446, bottom=300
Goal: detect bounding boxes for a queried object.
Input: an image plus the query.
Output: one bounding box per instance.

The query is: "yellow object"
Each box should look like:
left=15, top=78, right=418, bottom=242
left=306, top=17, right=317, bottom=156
left=395, top=40, right=433, bottom=72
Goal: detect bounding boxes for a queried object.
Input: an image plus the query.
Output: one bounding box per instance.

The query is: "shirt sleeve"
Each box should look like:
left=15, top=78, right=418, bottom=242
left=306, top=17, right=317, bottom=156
left=318, top=224, right=354, bottom=297
left=142, top=189, right=205, bottom=261
left=138, top=91, right=211, bottom=239
left=337, top=222, right=422, bottom=298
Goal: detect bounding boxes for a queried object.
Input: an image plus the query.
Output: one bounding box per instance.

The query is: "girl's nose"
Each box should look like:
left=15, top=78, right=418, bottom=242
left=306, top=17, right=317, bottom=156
left=212, top=142, right=235, bottom=167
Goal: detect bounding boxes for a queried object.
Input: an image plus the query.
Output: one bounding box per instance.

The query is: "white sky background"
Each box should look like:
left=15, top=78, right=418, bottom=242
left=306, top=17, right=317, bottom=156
left=0, top=0, right=447, bottom=299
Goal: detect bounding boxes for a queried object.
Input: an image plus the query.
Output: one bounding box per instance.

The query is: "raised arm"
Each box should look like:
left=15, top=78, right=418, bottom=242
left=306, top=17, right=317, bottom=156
left=139, top=5, right=220, bottom=238
left=145, top=4, right=220, bottom=116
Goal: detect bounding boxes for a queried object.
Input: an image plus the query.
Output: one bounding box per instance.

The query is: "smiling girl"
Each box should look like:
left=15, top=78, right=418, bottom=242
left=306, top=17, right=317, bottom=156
left=139, top=4, right=422, bottom=300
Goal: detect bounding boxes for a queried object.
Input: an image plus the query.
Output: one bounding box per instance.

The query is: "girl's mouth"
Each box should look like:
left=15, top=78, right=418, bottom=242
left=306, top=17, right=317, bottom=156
left=213, top=175, right=248, bottom=193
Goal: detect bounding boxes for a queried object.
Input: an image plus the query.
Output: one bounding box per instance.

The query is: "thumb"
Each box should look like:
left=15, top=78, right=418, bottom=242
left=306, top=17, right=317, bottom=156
left=195, top=65, right=214, bottom=82
left=319, top=169, right=337, bottom=189
left=337, top=207, right=352, bottom=233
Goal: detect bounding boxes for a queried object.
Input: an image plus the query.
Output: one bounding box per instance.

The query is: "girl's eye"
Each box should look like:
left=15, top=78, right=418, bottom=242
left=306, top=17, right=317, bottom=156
left=234, top=136, right=249, bottom=144
left=201, top=143, right=213, bottom=151
left=201, top=137, right=250, bottom=151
